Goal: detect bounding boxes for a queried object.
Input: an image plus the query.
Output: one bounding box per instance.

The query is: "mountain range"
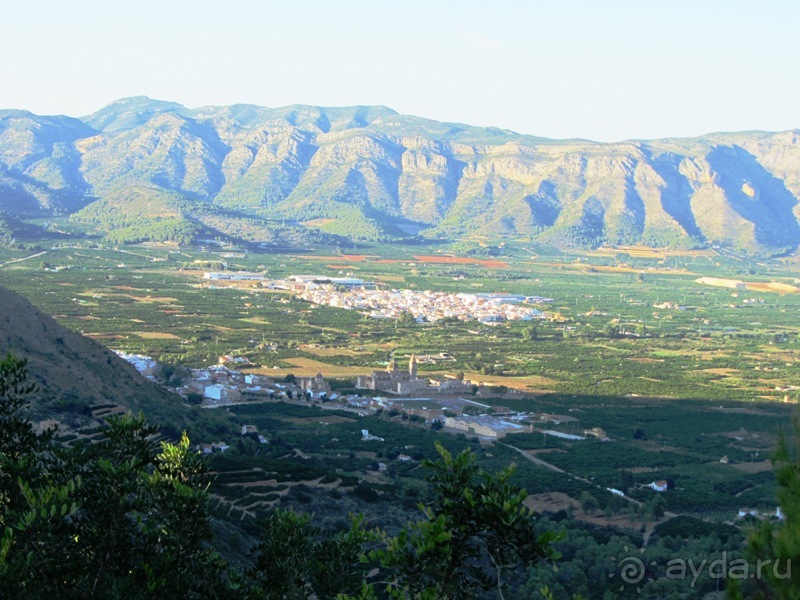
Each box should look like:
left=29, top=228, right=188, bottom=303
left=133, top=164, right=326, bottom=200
left=1, top=96, right=799, bottom=253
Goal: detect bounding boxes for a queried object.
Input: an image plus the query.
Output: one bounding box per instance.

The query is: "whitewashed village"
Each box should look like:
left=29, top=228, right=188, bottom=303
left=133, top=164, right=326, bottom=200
left=203, top=271, right=552, bottom=324
left=115, top=348, right=767, bottom=513
left=113, top=270, right=776, bottom=518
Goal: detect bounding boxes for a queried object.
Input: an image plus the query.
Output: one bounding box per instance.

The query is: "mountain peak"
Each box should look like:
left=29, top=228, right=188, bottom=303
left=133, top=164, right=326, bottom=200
left=1, top=98, right=799, bottom=254
left=85, top=96, right=187, bottom=132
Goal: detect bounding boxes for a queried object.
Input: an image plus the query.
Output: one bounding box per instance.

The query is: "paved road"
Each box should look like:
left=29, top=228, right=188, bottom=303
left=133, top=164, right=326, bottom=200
left=0, top=249, right=49, bottom=268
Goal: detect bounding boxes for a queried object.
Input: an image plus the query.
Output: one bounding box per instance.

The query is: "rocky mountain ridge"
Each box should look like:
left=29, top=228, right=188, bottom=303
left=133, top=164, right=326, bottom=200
left=1, top=96, right=799, bottom=252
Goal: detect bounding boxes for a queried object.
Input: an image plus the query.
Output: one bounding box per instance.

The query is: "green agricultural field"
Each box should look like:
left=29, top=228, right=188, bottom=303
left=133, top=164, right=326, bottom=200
left=2, top=236, right=800, bottom=576
left=2, top=238, right=800, bottom=399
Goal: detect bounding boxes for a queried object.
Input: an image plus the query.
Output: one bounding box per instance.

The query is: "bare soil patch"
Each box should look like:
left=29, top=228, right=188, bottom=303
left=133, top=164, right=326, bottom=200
left=133, top=332, right=181, bottom=340
left=251, top=358, right=367, bottom=377
left=730, top=461, right=773, bottom=474
left=300, top=344, right=370, bottom=357
left=464, top=371, right=558, bottom=391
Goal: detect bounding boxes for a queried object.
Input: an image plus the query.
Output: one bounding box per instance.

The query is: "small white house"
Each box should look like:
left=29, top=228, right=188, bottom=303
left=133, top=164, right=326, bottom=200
left=361, top=429, right=384, bottom=442
left=649, top=480, right=668, bottom=493
left=204, top=384, right=228, bottom=401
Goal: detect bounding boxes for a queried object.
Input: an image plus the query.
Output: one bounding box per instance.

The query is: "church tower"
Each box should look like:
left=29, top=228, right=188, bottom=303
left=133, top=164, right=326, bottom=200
left=409, top=354, right=418, bottom=379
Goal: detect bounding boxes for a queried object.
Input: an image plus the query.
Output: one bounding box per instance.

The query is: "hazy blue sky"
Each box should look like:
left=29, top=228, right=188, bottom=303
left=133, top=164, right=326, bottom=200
left=1, top=0, right=798, bottom=141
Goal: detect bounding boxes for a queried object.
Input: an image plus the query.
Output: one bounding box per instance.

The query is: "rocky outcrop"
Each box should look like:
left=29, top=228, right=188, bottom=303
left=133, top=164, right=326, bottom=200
left=1, top=98, right=799, bottom=252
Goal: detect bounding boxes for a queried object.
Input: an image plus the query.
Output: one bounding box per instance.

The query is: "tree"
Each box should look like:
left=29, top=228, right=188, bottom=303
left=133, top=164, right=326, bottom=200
left=0, top=354, right=71, bottom=599
left=0, top=354, right=238, bottom=599
left=522, top=324, right=539, bottom=342
left=1, top=356, right=562, bottom=599
left=650, top=495, right=667, bottom=520
left=737, top=412, right=800, bottom=599
left=366, top=442, right=560, bottom=599
left=396, top=312, right=416, bottom=328
left=579, top=492, right=599, bottom=516
left=249, top=511, right=376, bottom=599
left=0, top=353, right=49, bottom=461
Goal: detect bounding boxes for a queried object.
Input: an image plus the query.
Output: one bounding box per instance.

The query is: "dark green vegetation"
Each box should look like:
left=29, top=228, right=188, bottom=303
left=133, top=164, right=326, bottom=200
left=0, top=354, right=235, bottom=599
left=734, top=413, right=800, bottom=600
left=0, top=354, right=558, bottom=599
left=2, top=97, right=800, bottom=253
left=4, top=353, right=799, bottom=599
left=1, top=231, right=800, bottom=597
left=2, top=241, right=799, bottom=400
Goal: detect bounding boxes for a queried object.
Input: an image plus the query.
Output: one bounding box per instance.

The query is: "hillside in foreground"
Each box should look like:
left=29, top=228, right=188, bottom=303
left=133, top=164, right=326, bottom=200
left=0, top=284, right=189, bottom=428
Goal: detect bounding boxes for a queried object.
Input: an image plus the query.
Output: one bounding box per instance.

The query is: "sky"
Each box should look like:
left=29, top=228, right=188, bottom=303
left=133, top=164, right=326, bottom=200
left=1, top=0, right=798, bottom=142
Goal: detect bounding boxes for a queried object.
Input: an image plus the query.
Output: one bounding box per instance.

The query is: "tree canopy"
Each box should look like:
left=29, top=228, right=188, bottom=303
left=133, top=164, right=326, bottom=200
left=0, top=353, right=558, bottom=599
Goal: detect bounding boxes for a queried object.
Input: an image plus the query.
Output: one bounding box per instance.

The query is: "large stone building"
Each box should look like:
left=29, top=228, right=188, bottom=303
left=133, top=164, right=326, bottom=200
left=298, top=373, right=331, bottom=396
left=357, top=355, right=428, bottom=395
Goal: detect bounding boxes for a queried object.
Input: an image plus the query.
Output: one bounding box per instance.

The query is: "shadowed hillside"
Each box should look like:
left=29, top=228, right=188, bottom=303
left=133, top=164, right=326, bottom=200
left=0, top=284, right=186, bottom=426
left=1, top=98, right=799, bottom=253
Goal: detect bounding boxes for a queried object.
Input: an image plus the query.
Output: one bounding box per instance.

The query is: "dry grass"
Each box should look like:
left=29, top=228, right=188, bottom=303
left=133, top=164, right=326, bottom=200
left=300, top=344, right=370, bottom=357
left=462, top=371, right=558, bottom=391
left=730, top=461, right=773, bottom=474
left=530, top=261, right=693, bottom=275
left=249, top=357, right=368, bottom=377
left=128, top=295, right=179, bottom=303
left=526, top=492, right=577, bottom=513
left=133, top=332, right=181, bottom=340
left=239, top=317, right=272, bottom=325
left=699, top=368, right=741, bottom=376
left=583, top=245, right=714, bottom=259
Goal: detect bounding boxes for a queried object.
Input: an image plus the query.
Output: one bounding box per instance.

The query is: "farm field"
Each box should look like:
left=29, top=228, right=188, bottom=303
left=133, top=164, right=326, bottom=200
left=3, top=241, right=799, bottom=402
left=2, top=235, right=800, bottom=596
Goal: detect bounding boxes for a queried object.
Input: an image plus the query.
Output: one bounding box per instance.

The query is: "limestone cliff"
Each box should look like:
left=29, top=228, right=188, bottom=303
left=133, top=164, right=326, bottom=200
left=1, top=98, right=798, bottom=253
